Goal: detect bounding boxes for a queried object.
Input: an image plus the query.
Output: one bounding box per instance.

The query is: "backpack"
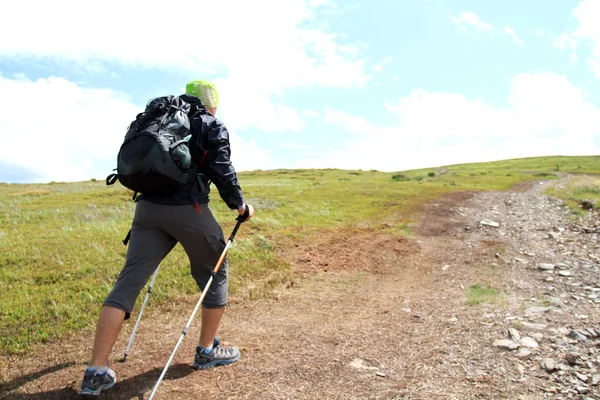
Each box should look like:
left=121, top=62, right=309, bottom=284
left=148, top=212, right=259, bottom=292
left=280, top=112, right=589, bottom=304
left=106, top=95, right=205, bottom=197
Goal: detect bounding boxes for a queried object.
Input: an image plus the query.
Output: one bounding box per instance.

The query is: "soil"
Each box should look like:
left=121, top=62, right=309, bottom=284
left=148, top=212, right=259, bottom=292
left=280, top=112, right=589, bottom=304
left=1, top=174, right=599, bottom=400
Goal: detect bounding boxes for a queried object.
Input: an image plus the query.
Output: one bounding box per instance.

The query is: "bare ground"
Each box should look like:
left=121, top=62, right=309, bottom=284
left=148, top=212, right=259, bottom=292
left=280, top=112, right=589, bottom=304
left=1, top=175, right=599, bottom=399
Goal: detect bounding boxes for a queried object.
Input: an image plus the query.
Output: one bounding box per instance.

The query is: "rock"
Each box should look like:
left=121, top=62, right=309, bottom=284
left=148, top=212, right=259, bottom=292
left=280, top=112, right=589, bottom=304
left=547, top=327, right=560, bottom=336
left=520, top=337, right=539, bottom=348
left=592, top=374, right=600, bottom=386
left=577, top=386, right=590, bottom=394
left=523, top=322, right=548, bottom=331
left=542, top=358, right=557, bottom=373
left=580, top=199, right=595, bottom=210
left=559, top=327, right=571, bottom=336
left=537, top=263, right=555, bottom=271
left=494, top=339, right=519, bottom=350
left=579, top=330, right=592, bottom=338
left=481, top=220, right=500, bottom=228
left=555, top=263, right=569, bottom=270
left=441, top=264, right=449, bottom=271
left=508, top=328, right=521, bottom=341
left=565, top=353, right=579, bottom=366
left=569, top=331, right=589, bottom=342
left=558, top=270, right=573, bottom=277
left=526, top=306, right=550, bottom=314
left=517, top=347, right=532, bottom=358
left=576, top=373, right=590, bottom=383
left=548, top=232, right=560, bottom=239
left=557, top=363, right=570, bottom=371
left=531, top=332, right=544, bottom=342
left=375, top=371, right=386, bottom=377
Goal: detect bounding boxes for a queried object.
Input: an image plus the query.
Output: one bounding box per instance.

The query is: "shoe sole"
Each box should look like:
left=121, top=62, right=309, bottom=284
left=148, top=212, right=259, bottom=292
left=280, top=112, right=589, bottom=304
left=193, top=354, right=240, bottom=370
left=78, top=380, right=116, bottom=396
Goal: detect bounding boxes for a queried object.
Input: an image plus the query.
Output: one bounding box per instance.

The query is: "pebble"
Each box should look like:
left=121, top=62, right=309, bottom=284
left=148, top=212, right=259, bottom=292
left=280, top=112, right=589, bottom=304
left=493, top=339, right=519, bottom=351
left=576, top=373, right=590, bottom=383
left=577, top=386, right=589, bottom=394
left=543, top=358, right=557, bottom=373
left=558, top=270, right=573, bottom=277
left=481, top=220, right=500, bottom=228
left=508, top=328, right=521, bottom=341
left=569, top=331, right=589, bottom=342
left=558, top=327, right=571, bottom=336
left=531, top=332, right=544, bottom=342
left=526, top=306, right=550, bottom=314
left=520, top=337, right=539, bottom=348
left=557, top=363, right=570, bottom=371
left=516, top=347, right=532, bottom=358
left=592, top=375, right=600, bottom=386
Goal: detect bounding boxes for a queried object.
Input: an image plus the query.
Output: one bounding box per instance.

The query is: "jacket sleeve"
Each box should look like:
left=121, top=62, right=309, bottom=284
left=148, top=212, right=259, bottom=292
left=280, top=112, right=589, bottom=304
left=198, top=116, right=245, bottom=210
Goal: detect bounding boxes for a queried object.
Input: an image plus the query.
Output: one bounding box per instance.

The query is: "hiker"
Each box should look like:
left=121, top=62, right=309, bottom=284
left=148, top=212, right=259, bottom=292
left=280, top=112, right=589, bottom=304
left=79, top=80, right=254, bottom=396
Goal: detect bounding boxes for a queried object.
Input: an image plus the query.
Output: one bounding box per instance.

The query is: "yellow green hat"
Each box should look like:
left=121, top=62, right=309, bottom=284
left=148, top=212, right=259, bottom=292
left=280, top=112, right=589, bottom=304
left=185, top=79, right=219, bottom=108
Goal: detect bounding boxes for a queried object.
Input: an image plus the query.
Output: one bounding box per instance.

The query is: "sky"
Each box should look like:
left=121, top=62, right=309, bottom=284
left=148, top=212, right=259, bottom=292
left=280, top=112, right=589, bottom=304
left=1, top=0, right=600, bottom=183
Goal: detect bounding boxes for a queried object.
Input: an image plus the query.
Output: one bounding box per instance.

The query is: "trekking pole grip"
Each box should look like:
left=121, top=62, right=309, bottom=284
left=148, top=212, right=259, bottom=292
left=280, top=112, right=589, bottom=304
left=228, top=204, right=249, bottom=242
left=237, top=203, right=250, bottom=222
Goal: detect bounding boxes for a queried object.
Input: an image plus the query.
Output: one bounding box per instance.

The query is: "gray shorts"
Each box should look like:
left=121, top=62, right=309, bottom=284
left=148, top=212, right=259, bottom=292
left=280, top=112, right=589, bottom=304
left=103, top=200, right=229, bottom=319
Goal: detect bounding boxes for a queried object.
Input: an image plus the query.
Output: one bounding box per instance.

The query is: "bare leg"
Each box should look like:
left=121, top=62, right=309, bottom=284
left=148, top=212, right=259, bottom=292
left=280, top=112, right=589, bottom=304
left=89, top=306, right=126, bottom=366
left=199, top=307, right=225, bottom=348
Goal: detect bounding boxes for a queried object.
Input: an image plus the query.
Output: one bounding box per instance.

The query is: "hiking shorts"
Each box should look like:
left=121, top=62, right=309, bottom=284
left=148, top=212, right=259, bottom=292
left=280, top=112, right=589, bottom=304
left=103, top=200, right=229, bottom=319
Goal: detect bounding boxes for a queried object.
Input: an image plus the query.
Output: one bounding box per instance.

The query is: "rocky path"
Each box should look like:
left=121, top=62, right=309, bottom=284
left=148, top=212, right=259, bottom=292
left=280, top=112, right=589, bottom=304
left=458, top=177, right=600, bottom=399
left=1, top=175, right=599, bottom=400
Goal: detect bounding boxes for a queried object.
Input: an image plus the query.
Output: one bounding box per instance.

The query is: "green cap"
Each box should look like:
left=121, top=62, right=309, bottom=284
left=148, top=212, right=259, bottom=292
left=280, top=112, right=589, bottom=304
left=185, top=79, right=219, bottom=108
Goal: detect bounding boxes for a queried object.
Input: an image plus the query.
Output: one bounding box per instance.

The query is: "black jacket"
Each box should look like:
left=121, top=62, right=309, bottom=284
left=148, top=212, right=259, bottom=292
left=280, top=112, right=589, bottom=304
left=139, top=95, right=245, bottom=210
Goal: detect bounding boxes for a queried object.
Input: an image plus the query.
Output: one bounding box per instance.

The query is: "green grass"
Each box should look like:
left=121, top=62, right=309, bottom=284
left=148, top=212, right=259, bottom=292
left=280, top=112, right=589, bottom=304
left=465, top=284, right=503, bottom=305
left=545, top=175, right=600, bottom=213
left=1, top=155, right=599, bottom=355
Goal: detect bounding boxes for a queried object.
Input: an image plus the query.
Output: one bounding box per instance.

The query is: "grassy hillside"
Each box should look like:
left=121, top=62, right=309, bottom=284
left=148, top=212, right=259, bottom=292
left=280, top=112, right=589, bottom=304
left=1, top=155, right=598, bottom=356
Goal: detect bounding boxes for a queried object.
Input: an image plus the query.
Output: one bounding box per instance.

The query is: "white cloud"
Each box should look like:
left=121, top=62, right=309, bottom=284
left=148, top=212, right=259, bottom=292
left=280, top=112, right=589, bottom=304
left=297, top=73, right=600, bottom=171
left=278, top=143, right=314, bottom=150
left=0, top=74, right=140, bottom=182
left=450, top=11, right=493, bottom=32
left=301, top=110, right=320, bottom=118
left=0, top=74, right=273, bottom=182
left=572, top=0, right=600, bottom=77
left=554, top=33, right=578, bottom=51
left=504, top=26, right=524, bottom=44
left=553, top=0, right=600, bottom=77
left=0, top=0, right=371, bottom=133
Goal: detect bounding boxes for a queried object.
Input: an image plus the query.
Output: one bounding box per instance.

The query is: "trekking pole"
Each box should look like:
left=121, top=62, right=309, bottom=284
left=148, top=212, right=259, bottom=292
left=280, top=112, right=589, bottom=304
left=148, top=207, right=250, bottom=400
left=120, top=264, right=161, bottom=362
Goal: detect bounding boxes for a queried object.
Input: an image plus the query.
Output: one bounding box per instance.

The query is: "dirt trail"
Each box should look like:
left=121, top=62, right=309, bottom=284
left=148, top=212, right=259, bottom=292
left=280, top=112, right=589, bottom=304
left=1, top=175, right=599, bottom=399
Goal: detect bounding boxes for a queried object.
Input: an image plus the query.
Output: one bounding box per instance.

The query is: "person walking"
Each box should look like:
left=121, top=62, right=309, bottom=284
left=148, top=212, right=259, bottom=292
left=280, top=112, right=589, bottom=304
left=79, top=79, right=254, bottom=396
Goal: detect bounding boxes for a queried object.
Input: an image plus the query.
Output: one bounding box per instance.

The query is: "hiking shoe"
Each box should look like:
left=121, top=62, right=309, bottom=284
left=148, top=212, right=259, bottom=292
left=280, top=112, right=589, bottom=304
left=79, top=367, right=117, bottom=396
left=193, top=337, right=240, bottom=369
